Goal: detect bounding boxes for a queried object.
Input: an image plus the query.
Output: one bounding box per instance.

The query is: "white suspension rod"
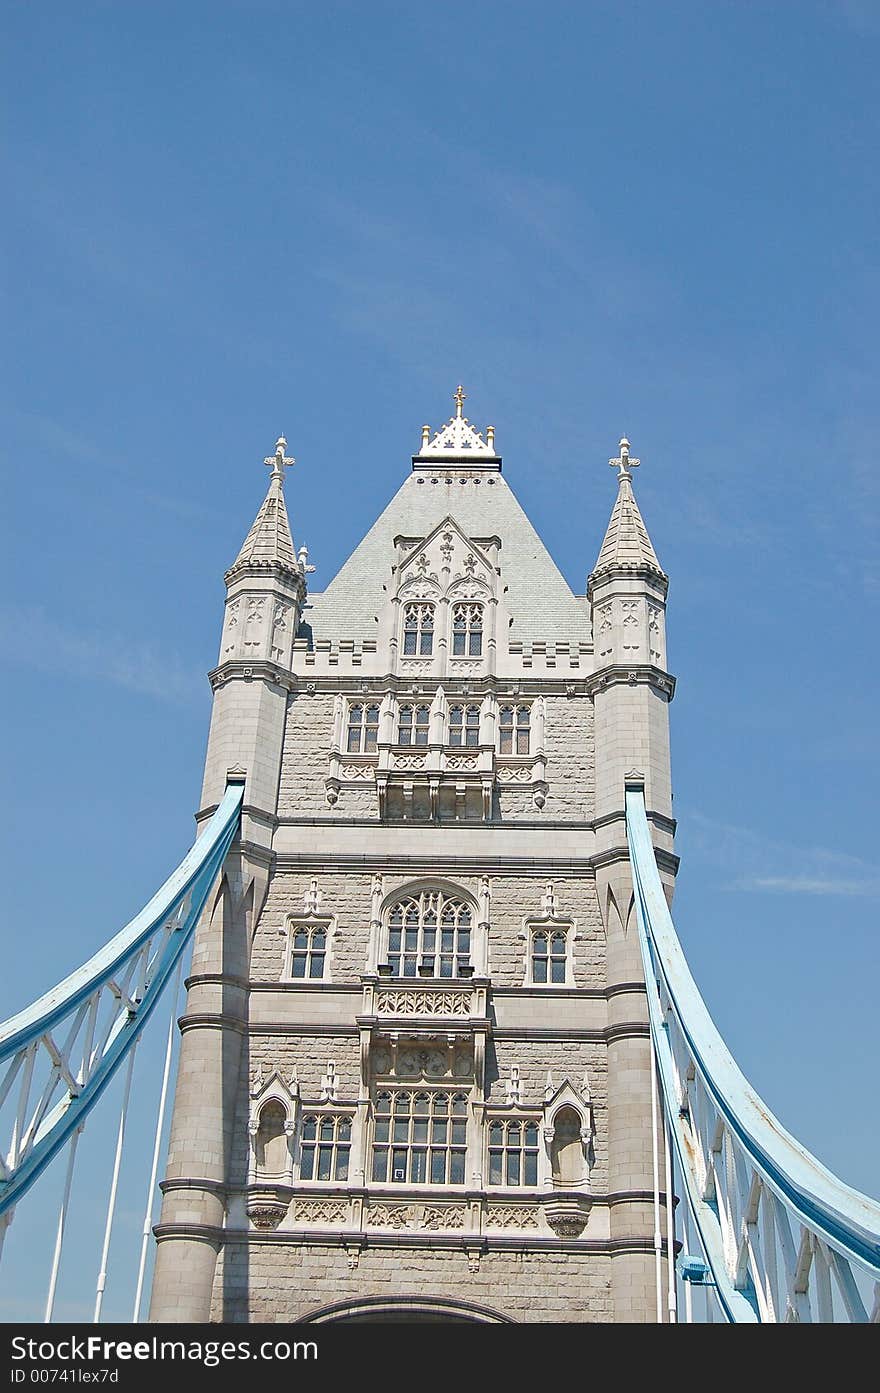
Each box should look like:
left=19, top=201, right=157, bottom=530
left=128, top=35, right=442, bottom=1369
left=44, top=1125, right=83, bottom=1323
left=94, top=1042, right=137, bottom=1322
left=0, top=1210, right=12, bottom=1266
left=650, top=1034, right=663, bottom=1323
left=132, top=960, right=182, bottom=1322
left=664, top=1108, right=678, bottom=1323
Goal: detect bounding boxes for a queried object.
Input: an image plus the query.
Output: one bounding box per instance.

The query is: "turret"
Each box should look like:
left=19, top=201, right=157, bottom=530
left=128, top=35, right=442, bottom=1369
left=588, top=436, right=677, bottom=1321
left=150, top=435, right=309, bottom=1323
left=201, top=436, right=309, bottom=812
left=588, top=436, right=672, bottom=823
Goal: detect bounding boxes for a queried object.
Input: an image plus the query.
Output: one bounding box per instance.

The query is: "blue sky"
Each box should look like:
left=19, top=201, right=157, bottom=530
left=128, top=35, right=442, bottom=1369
left=2, top=1, right=878, bottom=1320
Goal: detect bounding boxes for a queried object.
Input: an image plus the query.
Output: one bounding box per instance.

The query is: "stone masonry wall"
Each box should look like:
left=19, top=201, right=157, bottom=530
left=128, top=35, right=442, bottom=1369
left=276, top=691, right=595, bottom=823
left=210, top=1242, right=614, bottom=1323
left=249, top=871, right=604, bottom=990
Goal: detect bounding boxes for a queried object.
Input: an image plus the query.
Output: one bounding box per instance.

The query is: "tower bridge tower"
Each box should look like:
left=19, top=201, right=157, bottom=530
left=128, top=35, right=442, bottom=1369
left=150, top=394, right=676, bottom=1323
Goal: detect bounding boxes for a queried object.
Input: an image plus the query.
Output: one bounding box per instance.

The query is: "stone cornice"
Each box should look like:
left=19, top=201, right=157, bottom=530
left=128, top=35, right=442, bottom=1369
left=587, top=563, right=669, bottom=598
left=209, top=659, right=297, bottom=694
left=224, top=558, right=307, bottom=591
left=291, top=674, right=597, bottom=697
left=183, top=1014, right=646, bottom=1045
left=153, top=1221, right=661, bottom=1257
left=586, top=663, right=675, bottom=700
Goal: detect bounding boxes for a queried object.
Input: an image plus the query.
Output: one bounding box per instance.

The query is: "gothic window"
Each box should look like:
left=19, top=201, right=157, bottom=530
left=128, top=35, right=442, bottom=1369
left=371, top=1090, right=468, bottom=1185
left=452, top=603, right=483, bottom=656
left=531, top=929, right=568, bottom=984
left=255, top=1101, right=289, bottom=1177
left=488, top=1120, right=540, bottom=1186
left=386, top=890, right=472, bottom=977
left=499, top=704, right=530, bottom=755
left=403, top=603, right=434, bottom=656
left=397, top=703, right=430, bottom=746
left=299, top=1113, right=352, bottom=1181
left=448, top=703, right=480, bottom=747
left=347, top=701, right=380, bottom=753
left=287, top=923, right=327, bottom=980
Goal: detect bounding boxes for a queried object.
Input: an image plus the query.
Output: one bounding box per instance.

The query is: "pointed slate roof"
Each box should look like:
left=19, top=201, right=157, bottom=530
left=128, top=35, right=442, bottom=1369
left=303, top=468, right=590, bottom=645
left=227, top=437, right=299, bottom=578
left=590, top=438, right=665, bottom=580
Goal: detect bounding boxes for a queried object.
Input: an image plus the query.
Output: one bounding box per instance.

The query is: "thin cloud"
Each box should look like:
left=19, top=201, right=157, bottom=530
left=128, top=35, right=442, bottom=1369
left=0, top=605, right=205, bottom=707
left=683, top=809, right=880, bottom=898
left=726, top=875, right=880, bottom=898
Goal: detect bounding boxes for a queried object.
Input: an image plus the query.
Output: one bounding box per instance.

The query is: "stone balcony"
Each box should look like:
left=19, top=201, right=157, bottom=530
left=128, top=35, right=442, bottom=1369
left=327, top=744, right=547, bottom=819
left=358, top=975, right=491, bottom=1093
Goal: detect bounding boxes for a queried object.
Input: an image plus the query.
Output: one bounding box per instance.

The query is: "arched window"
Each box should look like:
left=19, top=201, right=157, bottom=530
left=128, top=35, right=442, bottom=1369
left=288, top=923, right=327, bottom=980
left=299, top=1113, right=352, bottom=1181
left=488, top=1119, right=539, bottom=1186
left=452, top=603, right=483, bottom=656
left=550, top=1106, right=584, bottom=1186
left=371, top=1090, right=468, bottom=1184
left=397, top=703, right=430, bottom=746
left=403, top=603, right=434, bottom=656
left=347, top=702, right=379, bottom=752
left=448, top=703, right=480, bottom=747
left=255, top=1101, right=289, bottom=1177
left=386, top=890, right=472, bottom=977
left=499, top=704, right=530, bottom=755
left=531, top=929, right=567, bottom=984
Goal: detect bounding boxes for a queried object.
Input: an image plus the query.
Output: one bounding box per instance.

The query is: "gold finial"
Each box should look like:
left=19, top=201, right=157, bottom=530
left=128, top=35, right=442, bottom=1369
left=454, top=385, right=466, bottom=417
left=609, top=435, right=640, bottom=481
left=264, top=435, right=295, bottom=483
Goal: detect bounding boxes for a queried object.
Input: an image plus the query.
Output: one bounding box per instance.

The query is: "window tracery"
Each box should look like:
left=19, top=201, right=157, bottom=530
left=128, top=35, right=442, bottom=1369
left=452, top=603, right=483, bottom=656
left=487, top=1119, right=540, bottom=1187
left=448, top=703, right=480, bottom=747
left=397, top=703, right=430, bottom=746
left=370, top=1090, right=468, bottom=1185
left=347, top=701, right=380, bottom=753
left=403, top=603, right=435, bottom=656
left=299, top=1113, right=352, bottom=1181
left=386, top=890, right=472, bottom=978
left=499, top=704, right=530, bottom=754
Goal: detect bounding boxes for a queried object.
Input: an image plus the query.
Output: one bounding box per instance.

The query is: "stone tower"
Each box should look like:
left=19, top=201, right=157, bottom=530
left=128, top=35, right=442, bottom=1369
left=150, top=394, right=677, bottom=1324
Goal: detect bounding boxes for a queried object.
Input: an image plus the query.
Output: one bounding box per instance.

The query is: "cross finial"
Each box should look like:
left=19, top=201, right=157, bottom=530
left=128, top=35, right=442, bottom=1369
left=264, top=435, right=295, bottom=483
left=609, top=435, right=640, bottom=481
left=454, top=385, right=466, bottom=417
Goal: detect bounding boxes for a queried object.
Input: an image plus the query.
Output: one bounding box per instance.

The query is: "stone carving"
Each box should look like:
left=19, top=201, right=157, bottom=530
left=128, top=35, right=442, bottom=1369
left=486, top=1205, right=541, bottom=1230
left=421, top=1205, right=466, bottom=1231
left=294, top=1199, right=348, bottom=1225
left=341, top=764, right=375, bottom=781
left=393, top=754, right=427, bottom=769
left=371, top=1046, right=393, bottom=1075
left=248, top=1204, right=287, bottom=1231
left=399, top=578, right=440, bottom=601
left=544, top=1196, right=590, bottom=1237
left=452, top=1050, right=474, bottom=1077
left=621, top=602, right=639, bottom=626
left=367, top=1203, right=413, bottom=1229
left=445, top=756, right=478, bottom=771
left=223, top=599, right=241, bottom=655
left=496, top=766, right=532, bottom=783
left=271, top=600, right=291, bottom=661
left=376, top=989, right=471, bottom=1017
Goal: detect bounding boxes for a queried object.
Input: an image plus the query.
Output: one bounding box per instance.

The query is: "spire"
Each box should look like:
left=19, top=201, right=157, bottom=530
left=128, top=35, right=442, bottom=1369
left=590, top=436, right=665, bottom=580
left=226, top=436, right=300, bottom=580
